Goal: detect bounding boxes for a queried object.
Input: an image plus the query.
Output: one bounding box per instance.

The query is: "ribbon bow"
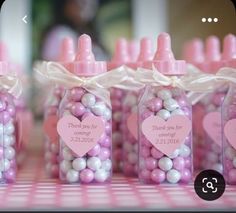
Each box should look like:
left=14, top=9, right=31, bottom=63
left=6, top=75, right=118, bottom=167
left=34, top=61, right=131, bottom=107
left=0, top=74, right=22, bottom=98
left=132, top=65, right=225, bottom=93
left=186, top=64, right=236, bottom=104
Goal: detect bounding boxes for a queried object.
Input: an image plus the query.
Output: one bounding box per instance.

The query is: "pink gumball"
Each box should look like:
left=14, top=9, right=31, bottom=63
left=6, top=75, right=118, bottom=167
left=71, top=102, right=85, bottom=117
left=228, top=169, right=236, bottom=184
left=98, top=147, right=110, bottom=160
left=141, top=146, right=151, bottom=157
left=0, top=111, right=11, bottom=124
left=140, top=169, right=151, bottom=181
left=146, top=98, right=163, bottom=112
left=151, top=169, right=165, bottom=183
left=145, top=157, right=157, bottom=170
left=151, top=147, right=164, bottom=159
left=180, top=169, right=191, bottom=183
left=88, top=144, right=101, bottom=156
left=173, top=157, right=185, bottom=171
left=80, top=169, right=94, bottom=183
left=4, top=168, right=16, bottom=183
left=69, top=88, right=85, bottom=101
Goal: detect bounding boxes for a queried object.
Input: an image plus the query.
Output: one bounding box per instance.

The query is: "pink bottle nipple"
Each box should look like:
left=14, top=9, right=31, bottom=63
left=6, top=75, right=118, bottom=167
left=154, top=32, right=174, bottom=61
left=145, top=33, right=186, bottom=75
left=58, top=37, right=75, bottom=62
left=205, top=36, right=221, bottom=61
left=222, top=34, right=236, bottom=60
left=184, top=38, right=204, bottom=64
left=137, top=37, right=153, bottom=63
left=128, top=40, right=139, bottom=62
left=76, top=34, right=95, bottom=61
left=68, top=34, right=106, bottom=76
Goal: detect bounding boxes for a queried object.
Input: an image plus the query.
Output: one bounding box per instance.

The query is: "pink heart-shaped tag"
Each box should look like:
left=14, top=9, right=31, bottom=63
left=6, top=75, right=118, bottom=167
left=127, top=113, right=138, bottom=140
left=224, top=119, right=236, bottom=150
left=203, top=112, right=222, bottom=146
left=43, top=115, right=59, bottom=143
left=141, top=115, right=192, bottom=156
left=57, top=115, right=105, bottom=157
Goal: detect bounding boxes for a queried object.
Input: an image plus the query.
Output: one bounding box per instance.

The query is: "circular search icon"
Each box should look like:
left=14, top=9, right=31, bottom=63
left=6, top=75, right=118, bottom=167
left=194, top=170, right=225, bottom=201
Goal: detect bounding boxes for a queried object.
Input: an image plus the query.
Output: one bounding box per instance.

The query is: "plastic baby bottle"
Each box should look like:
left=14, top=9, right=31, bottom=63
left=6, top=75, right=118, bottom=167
left=108, top=38, right=129, bottom=173
left=0, top=42, right=18, bottom=183
left=221, top=34, right=236, bottom=184
left=58, top=34, right=112, bottom=184
left=122, top=37, right=153, bottom=176
left=43, top=37, right=75, bottom=178
left=138, top=33, right=192, bottom=184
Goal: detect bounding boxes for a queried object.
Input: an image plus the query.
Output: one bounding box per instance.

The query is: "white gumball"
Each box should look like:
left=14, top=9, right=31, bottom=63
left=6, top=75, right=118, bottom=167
left=157, top=89, right=172, bottom=100
left=3, top=135, right=12, bottom=147
left=157, top=109, right=171, bottom=120
left=164, top=98, right=179, bottom=111
left=128, top=152, right=138, bottom=164
left=72, top=158, right=86, bottom=171
left=4, top=146, right=15, bottom=160
left=9, top=135, right=16, bottom=146
left=179, top=144, right=191, bottom=157
left=103, top=108, right=112, bottom=121
left=167, top=149, right=179, bottom=159
left=158, top=157, right=173, bottom=171
left=60, top=160, right=72, bottom=173
left=62, top=147, right=74, bottom=161
left=225, top=147, right=236, bottom=160
left=212, top=163, right=223, bottom=173
left=101, top=159, right=112, bottom=171
left=94, top=169, right=107, bottom=182
left=50, top=143, right=59, bottom=154
left=113, top=112, right=122, bottom=122
left=91, top=102, right=106, bottom=116
left=0, top=159, right=10, bottom=172
left=81, top=93, right=96, bottom=107
left=166, top=169, right=181, bottom=183
left=87, top=157, right=102, bottom=171
left=4, top=122, right=15, bottom=135
left=66, top=169, right=79, bottom=183
left=171, top=109, right=184, bottom=116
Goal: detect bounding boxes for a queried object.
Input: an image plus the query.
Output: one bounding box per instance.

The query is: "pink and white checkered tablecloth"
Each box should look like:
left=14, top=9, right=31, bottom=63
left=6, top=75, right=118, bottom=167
left=0, top=124, right=236, bottom=211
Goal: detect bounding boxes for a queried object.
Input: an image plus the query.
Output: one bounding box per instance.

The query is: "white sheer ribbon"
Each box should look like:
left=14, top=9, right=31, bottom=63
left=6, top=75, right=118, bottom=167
left=186, top=64, right=236, bottom=104
left=0, top=74, right=22, bottom=98
left=34, top=62, right=140, bottom=107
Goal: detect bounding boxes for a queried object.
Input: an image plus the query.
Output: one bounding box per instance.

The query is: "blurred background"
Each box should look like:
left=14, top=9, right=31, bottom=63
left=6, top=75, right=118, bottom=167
left=0, top=0, right=235, bottom=118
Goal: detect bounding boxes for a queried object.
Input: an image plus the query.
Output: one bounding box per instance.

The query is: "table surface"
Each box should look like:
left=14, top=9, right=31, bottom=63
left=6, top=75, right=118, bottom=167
left=0, top=123, right=236, bottom=211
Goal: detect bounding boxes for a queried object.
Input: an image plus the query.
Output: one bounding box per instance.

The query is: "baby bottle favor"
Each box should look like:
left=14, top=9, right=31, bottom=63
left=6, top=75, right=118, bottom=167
left=183, top=38, right=205, bottom=171
left=43, top=37, right=75, bottom=178
left=138, top=33, right=192, bottom=184
left=108, top=38, right=130, bottom=173
left=122, top=38, right=153, bottom=176
left=222, top=35, right=236, bottom=184
left=0, top=42, right=22, bottom=183
left=56, top=34, right=114, bottom=184
left=198, top=35, right=234, bottom=173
